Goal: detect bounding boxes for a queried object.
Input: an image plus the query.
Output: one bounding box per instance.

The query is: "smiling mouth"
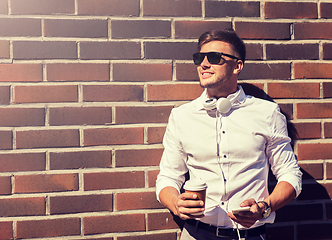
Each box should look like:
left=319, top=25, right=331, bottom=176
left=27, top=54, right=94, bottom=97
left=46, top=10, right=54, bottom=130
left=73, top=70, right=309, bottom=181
left=202, top=72, right=214, bottom=77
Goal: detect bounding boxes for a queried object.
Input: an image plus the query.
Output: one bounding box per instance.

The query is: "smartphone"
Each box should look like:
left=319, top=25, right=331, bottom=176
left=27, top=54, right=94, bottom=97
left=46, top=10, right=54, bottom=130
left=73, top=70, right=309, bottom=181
left=232, top=207, right=251, bottom=214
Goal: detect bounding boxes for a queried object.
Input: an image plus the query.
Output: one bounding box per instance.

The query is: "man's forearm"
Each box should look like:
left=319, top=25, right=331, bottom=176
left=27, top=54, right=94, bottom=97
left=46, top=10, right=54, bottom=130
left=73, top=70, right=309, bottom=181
left=159, top=186, right=180, bottom=215
left=263, top=181, right=296, bottom=212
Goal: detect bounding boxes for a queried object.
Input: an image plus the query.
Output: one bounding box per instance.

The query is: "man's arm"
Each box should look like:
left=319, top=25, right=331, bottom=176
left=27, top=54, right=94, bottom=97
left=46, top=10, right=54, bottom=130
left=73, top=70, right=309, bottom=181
left=159, top=186, right=205, bottom=220
left=228, top=181, right=296, bottom=228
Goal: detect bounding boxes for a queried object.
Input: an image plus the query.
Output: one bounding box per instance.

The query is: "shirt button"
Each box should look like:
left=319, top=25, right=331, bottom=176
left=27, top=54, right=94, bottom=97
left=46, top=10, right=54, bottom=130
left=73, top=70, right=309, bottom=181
left=223, top=155, right=227, bottom=158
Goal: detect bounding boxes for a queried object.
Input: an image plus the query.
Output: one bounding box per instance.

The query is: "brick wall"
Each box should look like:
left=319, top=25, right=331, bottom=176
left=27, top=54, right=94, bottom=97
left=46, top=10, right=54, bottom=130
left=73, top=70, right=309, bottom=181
left=0, top=0, right=331, bottom=239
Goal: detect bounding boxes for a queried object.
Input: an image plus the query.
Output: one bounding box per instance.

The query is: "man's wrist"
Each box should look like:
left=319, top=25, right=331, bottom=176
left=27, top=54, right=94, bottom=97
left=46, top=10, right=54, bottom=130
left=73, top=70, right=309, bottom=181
left=257, top=201, right=271, bottom=219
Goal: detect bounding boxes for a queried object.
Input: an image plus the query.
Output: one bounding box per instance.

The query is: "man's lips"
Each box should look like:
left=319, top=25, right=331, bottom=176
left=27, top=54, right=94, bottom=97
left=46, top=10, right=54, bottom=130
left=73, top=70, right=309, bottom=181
left=201, top=72, right=214, bottom=79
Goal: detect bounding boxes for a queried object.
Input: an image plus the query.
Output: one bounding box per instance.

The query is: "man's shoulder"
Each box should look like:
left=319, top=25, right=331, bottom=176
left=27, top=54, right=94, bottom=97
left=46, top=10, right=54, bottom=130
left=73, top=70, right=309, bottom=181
left=244, top=95, right=280, bottom=114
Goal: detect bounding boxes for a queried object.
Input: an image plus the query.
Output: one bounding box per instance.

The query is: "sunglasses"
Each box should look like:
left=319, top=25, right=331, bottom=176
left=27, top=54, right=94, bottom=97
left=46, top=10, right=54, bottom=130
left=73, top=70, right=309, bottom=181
left=193, top=51, right=239, bottom=65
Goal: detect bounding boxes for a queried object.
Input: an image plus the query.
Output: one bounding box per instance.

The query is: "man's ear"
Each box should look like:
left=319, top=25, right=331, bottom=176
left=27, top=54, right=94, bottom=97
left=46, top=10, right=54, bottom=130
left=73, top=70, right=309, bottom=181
left=233, top=60, right=244, bottom=75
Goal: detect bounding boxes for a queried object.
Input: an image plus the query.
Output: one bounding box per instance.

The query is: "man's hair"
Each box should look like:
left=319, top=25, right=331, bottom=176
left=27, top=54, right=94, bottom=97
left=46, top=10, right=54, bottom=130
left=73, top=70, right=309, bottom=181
left=198, top=29, right=246, bottom=63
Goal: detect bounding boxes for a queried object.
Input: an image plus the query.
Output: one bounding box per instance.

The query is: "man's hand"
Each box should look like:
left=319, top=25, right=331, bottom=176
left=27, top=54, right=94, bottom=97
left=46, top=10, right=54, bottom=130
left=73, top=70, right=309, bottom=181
left=172, top=192, right=205, bottom=220
left=227, top=198, right=263, bottom=228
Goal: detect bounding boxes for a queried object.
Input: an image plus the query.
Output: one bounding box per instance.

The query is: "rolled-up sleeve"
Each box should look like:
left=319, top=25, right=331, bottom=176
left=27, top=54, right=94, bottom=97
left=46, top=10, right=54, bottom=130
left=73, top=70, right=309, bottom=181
left=156, top=109, right=189, bottom=202
left=266, top=106, right=302, bottom=197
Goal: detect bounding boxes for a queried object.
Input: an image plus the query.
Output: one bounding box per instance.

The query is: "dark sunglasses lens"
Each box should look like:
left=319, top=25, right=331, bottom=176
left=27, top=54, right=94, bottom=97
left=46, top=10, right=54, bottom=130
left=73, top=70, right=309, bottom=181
left=193, top=53, right=204, bottom=65
left=207, top=52, right=222, bottom=64
left=193, top=52, right=222, bottom=65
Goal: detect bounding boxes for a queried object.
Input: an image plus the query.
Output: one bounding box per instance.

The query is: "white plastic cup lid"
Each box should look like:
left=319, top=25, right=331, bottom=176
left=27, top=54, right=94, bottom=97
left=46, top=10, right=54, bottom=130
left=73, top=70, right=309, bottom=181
left=183, top=178, right=207, bottom=191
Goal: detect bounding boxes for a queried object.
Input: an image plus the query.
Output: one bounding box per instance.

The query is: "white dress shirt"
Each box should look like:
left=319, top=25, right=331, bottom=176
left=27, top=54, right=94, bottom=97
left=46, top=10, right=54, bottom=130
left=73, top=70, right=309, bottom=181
left=156, top=85, right=302, bottom=229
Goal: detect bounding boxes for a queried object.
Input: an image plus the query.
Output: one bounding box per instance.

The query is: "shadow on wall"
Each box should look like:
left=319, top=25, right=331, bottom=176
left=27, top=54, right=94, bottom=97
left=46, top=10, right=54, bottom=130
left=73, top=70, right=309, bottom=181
left=171, top=83, right=332, bottom=240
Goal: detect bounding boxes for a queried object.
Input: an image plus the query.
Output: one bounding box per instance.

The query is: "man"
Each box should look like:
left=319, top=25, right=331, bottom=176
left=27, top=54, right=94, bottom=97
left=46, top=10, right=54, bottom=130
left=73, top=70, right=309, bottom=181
left=156, top=29, right=302, bottom=240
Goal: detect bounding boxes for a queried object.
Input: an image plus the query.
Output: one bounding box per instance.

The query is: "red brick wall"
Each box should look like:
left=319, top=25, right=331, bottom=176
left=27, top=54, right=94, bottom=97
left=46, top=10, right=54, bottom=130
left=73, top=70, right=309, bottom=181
left=0, top=0, right=331, bottom=239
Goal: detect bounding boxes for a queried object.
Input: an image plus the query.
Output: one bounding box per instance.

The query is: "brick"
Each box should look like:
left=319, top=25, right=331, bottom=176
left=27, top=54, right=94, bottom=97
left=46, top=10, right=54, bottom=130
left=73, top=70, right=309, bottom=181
left=14, top=173, right=78, bottom=193
left=298, top=223, right=332, bottom=240
left=50, top=150, right=111, bottom=170
left=49, top=107, right=112, bottom=126
left=147, top=126, right=166, bottom=144
left=294, top=22, right=332, bottom=39
left=115, top=148, right=163, bottom=167
left=0, top=40, right=9, bottom=58
left=0, top=0, right=8, bottom=14
left=147, top=212, right=179, bottom=231
left=297, top=103, right=332, bottom=119
left=176, top=63, right=199, bottom=81
left=146, top=83, right=202, bottom=101
left=275, top=204, right=323, bottom=222
left=113, top=63, right=172, bottom=82
left=143, top=0, right=201, bottom=17
left=0, top=64, right=42, bottom=82
left=267, top=82, right=320, bottom=99
left=77, top=0, right=139, bottom=16
left=295, top=63, right=332, bottom=79
left=327, top=163, right=332, bottom=179
left=13, top=41, right=77, bottom=60
left=266, top=226, right=294, bottom=240
left=148, top=170, right=159, bottom=188
left=0, top=86, right=10, bottom=104
left=235, top=22, right=290, bottom=40
left=266, top=44, right=319, bottom=60
left=118, top=233, right=177, bottom=240
left=11, top=0, right=75, bottom=14
left=323, top=82, right=332, bottom=98
left=14, top=85, right=78, bottom=103
left=0, top=197, right=45, bottom=217
left=246, top=43, right=263, bottom=60
left=115, top=106, right=172, bottom=124
left=16, top=129, right=80, bottom=149
left=83, top=214, right=145, bottom=235
left=0, top=222, right=12, bottom=240
left=112, top=20, right=170, bottom=39
left=80, top=42, right=140, bottom=60
left=17, top=218, right=80, bottom=239
left=116, top=192, right=163, bottom=210
left=0, top=176, right=11, bottom=195
left=50, top=194, right=113, bottom=214
left=297, top=183, right=331, bottom=201
left=0, top=131, right=12, bottom=150
left=292, top=122, right=321, bottom=140
left=299, top=163, right=323, bottom=180
left=45, top=19, right=107, bottom=38
left=145, top=42, right=197, bottom=60
left=83, top=84, right=144, bottom=102
left=323, top=183, right=332, bottom=199
left=297, top=143, right=332, bottom=160
left=84, top=127, right=143, bottom=146
left=265, top=2, right=317, bottom=19
left=206, top=1, right=260, bottom=18
left=321, top=2, right=332, bottom=18
left=324, top=122, right=332, bottom=138
left=0, top=108, right=44, bottom=127
left=0, top=152, right=45, bottom=172
left=84, top=171, right=145, bottom=190
left=0, top=18, right=41, bottom=37
left=239, top=63, right=291, bottom=80
left=47, top=63, right=110, bottom=81
left=278, top=103, right=293, bottom=120
left=327, top=203, right=332, bottom=219
left=174, top=21, right=232, bottom=39
left=323, top=43, right=332, bottom=60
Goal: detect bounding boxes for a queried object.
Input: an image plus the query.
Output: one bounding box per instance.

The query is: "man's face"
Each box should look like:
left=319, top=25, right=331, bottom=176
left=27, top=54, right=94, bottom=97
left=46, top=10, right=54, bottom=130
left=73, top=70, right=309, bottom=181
left=197, top=40, right=243, bottom=98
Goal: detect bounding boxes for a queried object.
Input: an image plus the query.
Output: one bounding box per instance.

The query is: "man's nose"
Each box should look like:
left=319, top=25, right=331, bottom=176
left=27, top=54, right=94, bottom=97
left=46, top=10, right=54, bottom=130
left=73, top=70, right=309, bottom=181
left=201, top=56, right=211, bottom=67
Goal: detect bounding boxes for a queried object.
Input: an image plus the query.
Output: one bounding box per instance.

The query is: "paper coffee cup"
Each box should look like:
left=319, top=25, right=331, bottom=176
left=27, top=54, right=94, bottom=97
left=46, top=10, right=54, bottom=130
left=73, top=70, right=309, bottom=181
left=183, top=178, right=207, bottom=215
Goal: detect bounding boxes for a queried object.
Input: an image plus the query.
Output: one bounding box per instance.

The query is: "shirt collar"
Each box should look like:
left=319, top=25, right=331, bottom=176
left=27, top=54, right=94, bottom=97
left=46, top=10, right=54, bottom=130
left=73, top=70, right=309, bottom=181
left=197, top=85, right=247, bottom=111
